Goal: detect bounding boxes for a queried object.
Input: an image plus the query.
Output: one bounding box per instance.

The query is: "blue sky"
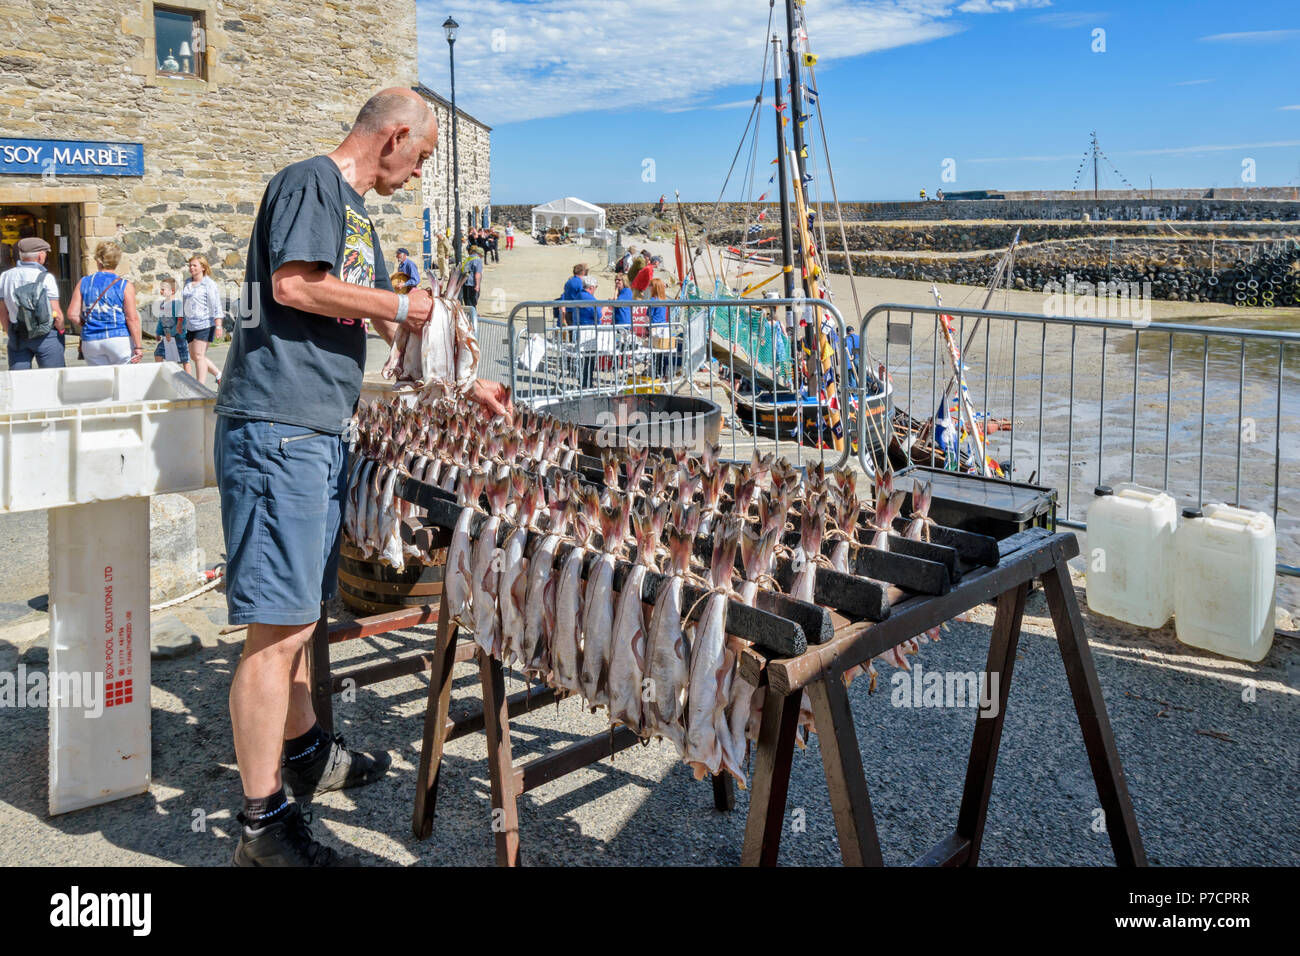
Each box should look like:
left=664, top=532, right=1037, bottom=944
left=415, top=1, right=1300, bottom=203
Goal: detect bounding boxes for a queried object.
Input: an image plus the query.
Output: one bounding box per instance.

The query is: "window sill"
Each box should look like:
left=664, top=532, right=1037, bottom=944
left=148, top=73, right=211, bottom=91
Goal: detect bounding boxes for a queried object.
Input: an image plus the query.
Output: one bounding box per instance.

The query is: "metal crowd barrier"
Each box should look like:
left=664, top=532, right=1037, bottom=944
left=857, top=303, right=1300, bottom=581
left=506, top=296, right=855, bottom=472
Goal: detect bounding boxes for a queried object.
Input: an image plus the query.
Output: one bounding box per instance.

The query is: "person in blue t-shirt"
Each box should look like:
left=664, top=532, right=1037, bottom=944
left=558, top=262, right=587, bottom=325
left=612, top=275, right=633, bottom=326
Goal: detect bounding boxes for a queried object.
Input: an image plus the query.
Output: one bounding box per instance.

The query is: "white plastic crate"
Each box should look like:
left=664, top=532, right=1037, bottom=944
left=0, top=364, right=216, bottom=514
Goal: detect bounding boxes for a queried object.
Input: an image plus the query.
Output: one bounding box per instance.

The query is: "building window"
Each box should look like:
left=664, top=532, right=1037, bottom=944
left=154, top=5, right=205, bottom=79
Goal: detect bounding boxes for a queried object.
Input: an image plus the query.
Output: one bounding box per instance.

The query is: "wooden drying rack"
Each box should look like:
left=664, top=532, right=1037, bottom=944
left=307, top=463, right=1145, bottom=867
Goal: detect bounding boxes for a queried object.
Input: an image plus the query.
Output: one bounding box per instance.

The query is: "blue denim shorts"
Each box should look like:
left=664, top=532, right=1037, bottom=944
left=215, top=416, right=349, bottom=626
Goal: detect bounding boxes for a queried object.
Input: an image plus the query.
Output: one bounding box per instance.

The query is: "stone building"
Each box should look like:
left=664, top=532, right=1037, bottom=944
left=0, top=3, right=491, bottom=310
left=415, top=83, right=492, bottom=253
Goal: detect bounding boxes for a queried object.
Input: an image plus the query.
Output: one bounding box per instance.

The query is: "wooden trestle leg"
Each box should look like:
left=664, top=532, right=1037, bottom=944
left=478, top=651, right=522, bottom=866
left=807, top=671, right=884, bottom=866
left=946, top=581, right=1028, bottom=866
left=309, top=604, right=333, bottom=735
left=1040, top=558, right=1147, bottom=866
left=412, top=592, right=461, bottom=840
left=740, top=688, right=802, bottom=866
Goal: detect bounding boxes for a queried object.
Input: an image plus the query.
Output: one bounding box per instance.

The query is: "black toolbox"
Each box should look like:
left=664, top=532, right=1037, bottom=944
left=894, top=465, right=1057, bottom=541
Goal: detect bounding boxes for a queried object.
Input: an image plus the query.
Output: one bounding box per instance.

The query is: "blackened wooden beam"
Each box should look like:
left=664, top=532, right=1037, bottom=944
left=884, top=534, right=961, bottom=583
left=888, top=517, right=1000, bottom=568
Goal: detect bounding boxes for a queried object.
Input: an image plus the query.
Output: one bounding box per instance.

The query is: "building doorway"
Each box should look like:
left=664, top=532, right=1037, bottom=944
left=0, top=203, right=83, bottom=307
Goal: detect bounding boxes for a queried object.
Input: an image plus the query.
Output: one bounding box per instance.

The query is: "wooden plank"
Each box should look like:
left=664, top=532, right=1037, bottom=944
left=328, top=642, right=477, bottom=695
left=446, top=683, right=560, bottom=742
left=954, top=582, right=1028, bottom=866
left=329, top=604, right=439, bottom=644
left=1040, top=558, right=1147, bottom=867
left=913, top=831, right=973, bottom=867
left=806, top=674, right=883, bottom=866
left=740, top=690, right=801, bottom=866
left=889, top=517, right=1000, bottom=568
left=514, top=725, right=641, bottom=793
left=850, top=545, right=949, bottom=595
left=479, top=653, right=522, bottom=866
left=412, top=593, right=461, bottom=840
left=764, top=532, right=1072, bottom=694
left=712, top=773, right=737, bottom=811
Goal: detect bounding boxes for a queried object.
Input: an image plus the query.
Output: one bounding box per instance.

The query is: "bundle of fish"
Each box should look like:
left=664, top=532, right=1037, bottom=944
left=380, top=264, right=480, bottom=398
left=344, top=397, right=949, bottom=784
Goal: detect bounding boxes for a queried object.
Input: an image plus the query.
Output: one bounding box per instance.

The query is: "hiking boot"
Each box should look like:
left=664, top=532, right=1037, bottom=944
left=232, top=804, right=356, bottom=867
left=281, top=734, right=391, bottom=802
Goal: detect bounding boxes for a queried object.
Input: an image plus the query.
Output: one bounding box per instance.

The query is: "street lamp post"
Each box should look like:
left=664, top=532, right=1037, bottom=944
left=444, top=15, right=462, bottom=269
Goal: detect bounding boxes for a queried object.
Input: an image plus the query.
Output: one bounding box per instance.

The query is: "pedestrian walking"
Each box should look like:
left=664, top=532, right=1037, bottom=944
left=462, top=244, right=483, bottom=308
left=152, top=276, right=190, bottom=371
left=183, top=255, right=225, bottom=386
left=505, top=222, right=515, bottom=251
left=214, top=87, right=509, bottom=867
left=0, top=236, right=66, bottom=369
left=66, top=241, right=143, bottom=366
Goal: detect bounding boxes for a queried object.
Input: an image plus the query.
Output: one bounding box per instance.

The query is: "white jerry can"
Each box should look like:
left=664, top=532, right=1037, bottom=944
left=1174, top=504, right=1276, bottom=663
left=1085, top=483, right=1177, bottom=628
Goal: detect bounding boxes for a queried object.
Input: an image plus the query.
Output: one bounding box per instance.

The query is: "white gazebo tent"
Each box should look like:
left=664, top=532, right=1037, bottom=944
left=531, top=197, right=606, bottom=236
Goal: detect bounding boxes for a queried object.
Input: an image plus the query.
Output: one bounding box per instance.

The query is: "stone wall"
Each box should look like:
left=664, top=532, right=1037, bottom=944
left=494, top=197, right=1300, bottom=231
left=418, top=89, right=491, bottom=243
left=0, top=1, right=424, bottom=303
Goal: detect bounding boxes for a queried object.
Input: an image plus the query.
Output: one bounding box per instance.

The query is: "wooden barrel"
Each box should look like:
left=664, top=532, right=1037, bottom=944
left=337, top=539, right=447, bottom=616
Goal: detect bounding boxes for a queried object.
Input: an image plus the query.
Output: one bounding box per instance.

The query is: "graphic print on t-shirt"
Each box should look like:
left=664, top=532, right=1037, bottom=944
left=341, top=206, right=376, bottom=287
left=339, top=206, right=376, bottom=326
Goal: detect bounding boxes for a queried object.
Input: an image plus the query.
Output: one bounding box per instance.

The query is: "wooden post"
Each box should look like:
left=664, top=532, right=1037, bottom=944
left=479, top=652, right=522, bottom=866
left=412, top=592, right=461, bottom=840
left=1040, top=559, right=1147, bottom=866
left=309, top=604, right=333, bottom=735
left=953, top=581, right=1028, bottom=865
left=740, top=689, right=801, bottom=866
left=806, top=672, right=883, bottom=865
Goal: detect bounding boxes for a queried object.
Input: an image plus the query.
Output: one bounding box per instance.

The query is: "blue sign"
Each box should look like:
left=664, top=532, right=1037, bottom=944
left=422, top=208, right=432, bottom=272
left=0, top=138, right=144, bottom=177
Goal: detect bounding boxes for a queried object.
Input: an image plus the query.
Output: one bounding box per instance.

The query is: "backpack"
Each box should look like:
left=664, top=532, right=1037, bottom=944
left=12, top=265, right=54, bottom=341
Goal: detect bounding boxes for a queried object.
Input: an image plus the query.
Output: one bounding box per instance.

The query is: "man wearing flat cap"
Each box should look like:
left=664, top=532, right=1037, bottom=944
left=394, top=247, right=420, bottom=289
left=0, top=236, right=65, bottom=369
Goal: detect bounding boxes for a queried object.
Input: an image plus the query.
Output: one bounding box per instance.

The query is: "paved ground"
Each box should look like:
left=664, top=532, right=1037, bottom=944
left=1, top=237, right=1296, bottom=865
left=0, top=571, right=1295, bottom=866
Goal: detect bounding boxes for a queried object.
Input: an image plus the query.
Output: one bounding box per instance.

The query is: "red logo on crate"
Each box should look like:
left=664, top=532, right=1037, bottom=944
left=106, top=679, right=133, bottom=708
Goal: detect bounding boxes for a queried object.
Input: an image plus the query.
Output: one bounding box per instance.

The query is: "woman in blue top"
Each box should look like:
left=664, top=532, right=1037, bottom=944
left=66, top=240, right=143, bottom=365
left=183, top=255, right=225, bottom=386
left=612, top=275, right=633, bottom=326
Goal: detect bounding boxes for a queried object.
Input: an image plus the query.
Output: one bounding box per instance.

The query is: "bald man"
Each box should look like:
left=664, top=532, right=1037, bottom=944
left=217, top=88, right=510, bottom=866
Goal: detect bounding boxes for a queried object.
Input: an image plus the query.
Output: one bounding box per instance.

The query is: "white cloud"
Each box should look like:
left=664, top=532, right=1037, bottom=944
left=1126, top=139, right=1300, bottom=157
left=1280, top=105, right=1300, bottom=110
left=1199, top=30, right=1300, bottom=43
left=415, top=1, right=1039, bottom=124
left=661, top=99, right=756, bottom=114
left=1172, top=79, right=1213, bottom=86
left=958, top=0, right=1051, bottom=12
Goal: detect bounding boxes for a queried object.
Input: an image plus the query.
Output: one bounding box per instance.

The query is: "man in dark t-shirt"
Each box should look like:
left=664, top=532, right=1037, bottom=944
left=217, top=88, right=508, bottom=867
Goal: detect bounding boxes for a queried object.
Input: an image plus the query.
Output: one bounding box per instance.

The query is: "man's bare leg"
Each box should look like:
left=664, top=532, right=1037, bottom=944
left=230, top=621, right=316, bottom=799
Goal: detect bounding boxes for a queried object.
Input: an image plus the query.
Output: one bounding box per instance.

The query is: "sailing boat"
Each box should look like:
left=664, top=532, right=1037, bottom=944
left=709, top=0, right=894, bottom=469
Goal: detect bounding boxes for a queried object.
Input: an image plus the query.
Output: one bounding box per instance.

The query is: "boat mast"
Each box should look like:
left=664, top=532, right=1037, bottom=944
left=771, top=34, right=796, bottom=304
left=784, top=0, right=812, bottom=298
left=1092, top=130, right=1099, bottom=200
